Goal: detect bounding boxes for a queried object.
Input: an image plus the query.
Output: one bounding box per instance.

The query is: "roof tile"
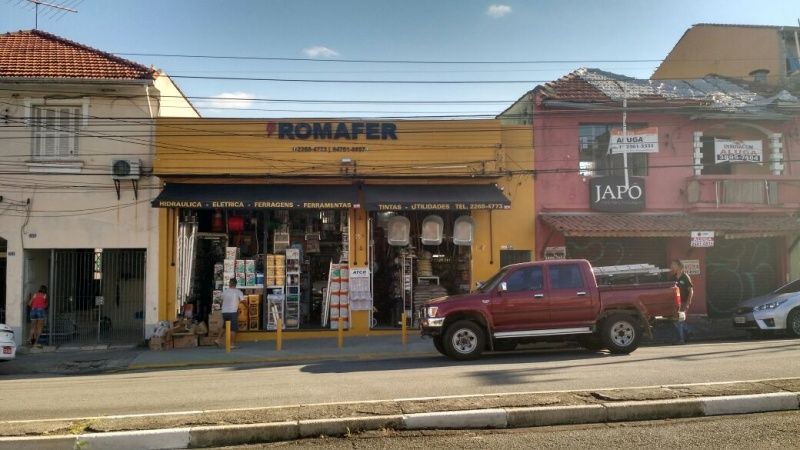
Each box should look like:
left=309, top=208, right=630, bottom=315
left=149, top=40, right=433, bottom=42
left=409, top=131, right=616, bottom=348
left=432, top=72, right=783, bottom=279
left=0, top=29, right=154, bottom=80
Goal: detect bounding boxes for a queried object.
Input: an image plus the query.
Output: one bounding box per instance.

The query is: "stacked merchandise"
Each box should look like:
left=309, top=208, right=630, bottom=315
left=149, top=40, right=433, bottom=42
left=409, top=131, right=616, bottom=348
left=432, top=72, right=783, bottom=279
left=247, top=295, right=260, bottom=330
left=456, top=252, right=471, bottom=293
left=327, top=263, right=350, bottom=329
left=265, top=254, right=286, bottom=286
left=148, top=318, right=209, bottom=351
left=202, top=310, right=224, bottom=346
left=223, top=247, right=238, bottom=286
left=417, top=253, right=433, bottom=277
left=237, top=299, right=249, bottom=331
left=284, top=248, right=301, bottom=328
left=264, top=286, right=285, bottom=330
left=244, top=259, right=257, bottom=287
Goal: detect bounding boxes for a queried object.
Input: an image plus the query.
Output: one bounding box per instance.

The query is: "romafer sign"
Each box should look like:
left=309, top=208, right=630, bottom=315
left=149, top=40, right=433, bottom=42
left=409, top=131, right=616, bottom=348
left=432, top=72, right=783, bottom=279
left=608, top=127, right=659, bottom=154
left=714, top=139, right=762, bottom=163
left=266, top=121, right=398, bottom=140
left=590, top=176, right=646, bottom=212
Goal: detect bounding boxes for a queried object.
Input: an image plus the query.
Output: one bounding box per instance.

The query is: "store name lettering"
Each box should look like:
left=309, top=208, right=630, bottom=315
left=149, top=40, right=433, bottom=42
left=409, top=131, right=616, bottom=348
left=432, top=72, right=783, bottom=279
left=254, top=201, right=295, bottom=208
left=302, top=202, right=352, bottom=209
left=158, top=201, right=203, bottom=208
left=212, top=201, right=245, bottom=208
left=267, top=122, right=398, bottom=140
left=593, top=184, right=643, bottom=203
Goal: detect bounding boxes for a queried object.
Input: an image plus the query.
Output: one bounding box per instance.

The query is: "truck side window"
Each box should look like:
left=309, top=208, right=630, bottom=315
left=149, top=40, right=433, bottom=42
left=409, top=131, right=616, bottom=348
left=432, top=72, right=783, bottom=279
left=505, top=267, right=544, bottom=292
left=549, top=264, right=585, bottom=289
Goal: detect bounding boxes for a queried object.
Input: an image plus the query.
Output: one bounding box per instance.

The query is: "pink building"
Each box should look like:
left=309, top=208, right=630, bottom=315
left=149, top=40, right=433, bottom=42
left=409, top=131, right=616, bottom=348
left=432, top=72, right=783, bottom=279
left=500, top=69, right=800, bottom=318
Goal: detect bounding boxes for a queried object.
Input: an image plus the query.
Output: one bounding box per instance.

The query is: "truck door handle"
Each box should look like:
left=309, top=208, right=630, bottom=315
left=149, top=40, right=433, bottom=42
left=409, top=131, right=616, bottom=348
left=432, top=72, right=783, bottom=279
left=534, top=294, right=545, bottom=299
left=576, top=292, right=587, bottom=296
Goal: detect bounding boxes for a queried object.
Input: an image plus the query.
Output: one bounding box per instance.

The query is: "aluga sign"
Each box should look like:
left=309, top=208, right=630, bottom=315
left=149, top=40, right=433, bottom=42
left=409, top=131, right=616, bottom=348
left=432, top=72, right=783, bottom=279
left=590, top=176, right=646, bottom=212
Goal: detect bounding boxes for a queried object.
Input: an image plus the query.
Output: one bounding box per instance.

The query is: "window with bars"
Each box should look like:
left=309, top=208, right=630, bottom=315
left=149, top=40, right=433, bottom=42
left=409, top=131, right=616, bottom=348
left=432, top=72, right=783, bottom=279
left=31, top=105, right=81, bottom=159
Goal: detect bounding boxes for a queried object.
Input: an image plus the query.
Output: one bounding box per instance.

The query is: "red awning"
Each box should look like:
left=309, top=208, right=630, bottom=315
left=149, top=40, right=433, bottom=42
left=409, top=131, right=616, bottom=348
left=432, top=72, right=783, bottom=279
left=540, top=213, right=800, bottom=239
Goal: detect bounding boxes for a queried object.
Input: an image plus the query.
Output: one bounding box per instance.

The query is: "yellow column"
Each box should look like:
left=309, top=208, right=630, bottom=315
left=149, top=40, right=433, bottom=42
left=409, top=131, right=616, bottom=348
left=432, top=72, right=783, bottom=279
left=225, top=321, right=231, bottom=353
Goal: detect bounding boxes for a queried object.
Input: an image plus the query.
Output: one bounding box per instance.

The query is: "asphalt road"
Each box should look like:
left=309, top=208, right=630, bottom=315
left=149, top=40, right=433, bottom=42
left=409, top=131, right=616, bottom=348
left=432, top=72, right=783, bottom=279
left=1, top=339, right=799, bottom=421
left=228, top=411, right=800, bottom=449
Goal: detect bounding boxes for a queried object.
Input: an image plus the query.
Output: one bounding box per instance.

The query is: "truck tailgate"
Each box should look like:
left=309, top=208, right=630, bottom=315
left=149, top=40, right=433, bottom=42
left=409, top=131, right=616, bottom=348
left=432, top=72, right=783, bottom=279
left=598, top=282, right=679, bottom=318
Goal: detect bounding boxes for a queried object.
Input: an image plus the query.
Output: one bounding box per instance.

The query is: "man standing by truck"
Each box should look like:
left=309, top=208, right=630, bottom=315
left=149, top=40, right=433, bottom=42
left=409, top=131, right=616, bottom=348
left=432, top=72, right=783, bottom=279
left=671, top=260, right=694, bottom=344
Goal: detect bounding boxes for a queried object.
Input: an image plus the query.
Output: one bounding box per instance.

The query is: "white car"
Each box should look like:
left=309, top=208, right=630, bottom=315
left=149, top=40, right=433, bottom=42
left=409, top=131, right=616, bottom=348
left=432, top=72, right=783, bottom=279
left=733, top=279, right=800, bottom=337
left=0, top=324, right=16, bottom=361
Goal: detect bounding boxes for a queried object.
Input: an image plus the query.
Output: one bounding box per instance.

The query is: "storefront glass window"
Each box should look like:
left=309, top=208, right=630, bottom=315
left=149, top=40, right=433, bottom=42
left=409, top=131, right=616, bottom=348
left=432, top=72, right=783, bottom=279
left=579, top=124, right=648, bottom=177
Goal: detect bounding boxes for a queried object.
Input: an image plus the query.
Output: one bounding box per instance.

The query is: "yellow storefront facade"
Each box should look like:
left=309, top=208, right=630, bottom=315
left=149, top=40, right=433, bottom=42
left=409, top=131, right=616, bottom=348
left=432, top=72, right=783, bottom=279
left=154, top=118, right=534, bottom=340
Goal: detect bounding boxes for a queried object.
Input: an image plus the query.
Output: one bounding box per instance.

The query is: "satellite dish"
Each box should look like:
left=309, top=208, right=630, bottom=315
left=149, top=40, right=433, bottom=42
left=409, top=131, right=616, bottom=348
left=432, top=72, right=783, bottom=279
left=421, top=215, right=444, bottom=246
left=387, top=216, right=411, bottom=247
left=453, top=216, right=475, bottom=246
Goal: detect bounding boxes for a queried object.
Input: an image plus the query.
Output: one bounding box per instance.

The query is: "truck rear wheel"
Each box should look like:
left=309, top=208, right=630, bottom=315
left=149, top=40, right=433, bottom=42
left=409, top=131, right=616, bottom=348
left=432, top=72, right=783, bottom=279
left=443, top=320, right=485, bottom=361
left=602, top=314, right=641, bottom=354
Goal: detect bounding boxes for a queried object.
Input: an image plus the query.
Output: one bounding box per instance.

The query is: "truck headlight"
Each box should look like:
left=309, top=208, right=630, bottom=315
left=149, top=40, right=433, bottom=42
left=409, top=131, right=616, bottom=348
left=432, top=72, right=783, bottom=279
left=754, top=299, right=788, bottom=311
left=427, top=306, right=439, bottom=318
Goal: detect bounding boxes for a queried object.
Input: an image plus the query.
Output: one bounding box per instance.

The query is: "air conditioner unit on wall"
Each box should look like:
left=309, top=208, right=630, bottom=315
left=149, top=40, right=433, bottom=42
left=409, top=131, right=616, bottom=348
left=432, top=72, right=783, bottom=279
left=111, top=159, right=141, bottom=180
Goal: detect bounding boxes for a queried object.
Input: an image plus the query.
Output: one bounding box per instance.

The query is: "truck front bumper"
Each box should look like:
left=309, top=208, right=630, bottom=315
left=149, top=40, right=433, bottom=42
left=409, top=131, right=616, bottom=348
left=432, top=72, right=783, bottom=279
left=420, top=318, right=444, bottom=337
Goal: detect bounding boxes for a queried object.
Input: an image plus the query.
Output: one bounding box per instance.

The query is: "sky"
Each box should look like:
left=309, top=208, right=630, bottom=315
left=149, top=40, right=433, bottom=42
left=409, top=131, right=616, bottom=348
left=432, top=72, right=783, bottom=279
left=1, top=0, right=798, bottom=118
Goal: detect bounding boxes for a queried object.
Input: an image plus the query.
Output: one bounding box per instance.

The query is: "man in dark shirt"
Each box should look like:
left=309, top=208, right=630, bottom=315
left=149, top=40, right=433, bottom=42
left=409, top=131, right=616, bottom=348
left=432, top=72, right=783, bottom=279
left=671, top=259, right=694, bottom=344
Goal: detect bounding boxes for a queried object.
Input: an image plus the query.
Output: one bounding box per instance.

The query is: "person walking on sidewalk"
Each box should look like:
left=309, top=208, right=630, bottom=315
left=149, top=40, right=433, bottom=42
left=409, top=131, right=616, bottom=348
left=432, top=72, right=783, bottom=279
left=27, top=285, right=48, bottom=346
left=219, top=278, right=245, bottom=349
left=670, top=260, right=693, bottom=344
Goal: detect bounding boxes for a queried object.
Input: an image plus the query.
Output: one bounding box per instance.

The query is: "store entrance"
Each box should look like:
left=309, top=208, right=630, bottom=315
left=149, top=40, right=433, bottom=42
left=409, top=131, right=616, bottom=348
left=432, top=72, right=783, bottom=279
left=370, top=211, right=473, bottom=328
left=180, top=208, right=349, bottom=331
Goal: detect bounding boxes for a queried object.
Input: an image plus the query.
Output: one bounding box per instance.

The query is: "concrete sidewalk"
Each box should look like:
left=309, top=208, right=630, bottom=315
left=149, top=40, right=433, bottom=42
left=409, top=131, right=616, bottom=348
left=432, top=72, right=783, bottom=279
left=2, top=377, right=798, bottom=448
left=128, top=334, right=436, bottom=370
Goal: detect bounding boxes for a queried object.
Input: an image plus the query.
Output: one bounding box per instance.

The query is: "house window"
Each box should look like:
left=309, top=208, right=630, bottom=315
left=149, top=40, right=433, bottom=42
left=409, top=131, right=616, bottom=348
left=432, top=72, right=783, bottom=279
left=579, top=124, right=648, bottom=177
left=31, top=105, right=81, bottom=159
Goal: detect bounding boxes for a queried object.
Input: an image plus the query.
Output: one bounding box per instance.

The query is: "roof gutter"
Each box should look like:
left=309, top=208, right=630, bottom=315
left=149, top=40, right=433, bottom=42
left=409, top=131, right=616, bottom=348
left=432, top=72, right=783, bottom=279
left=0, top=77, right=154, bottom=86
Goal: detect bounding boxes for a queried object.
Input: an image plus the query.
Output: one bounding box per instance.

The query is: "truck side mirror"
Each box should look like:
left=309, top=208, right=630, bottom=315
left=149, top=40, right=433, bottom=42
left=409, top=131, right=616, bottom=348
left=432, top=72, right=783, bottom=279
left=498, top=282, right=508, bottom=293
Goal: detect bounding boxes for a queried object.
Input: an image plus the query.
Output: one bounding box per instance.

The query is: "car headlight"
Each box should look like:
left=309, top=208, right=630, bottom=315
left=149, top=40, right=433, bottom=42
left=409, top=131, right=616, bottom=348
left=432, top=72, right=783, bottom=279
left=754, top=299, right=788, bottom=311
left=426, top=306, right=439, bottom=318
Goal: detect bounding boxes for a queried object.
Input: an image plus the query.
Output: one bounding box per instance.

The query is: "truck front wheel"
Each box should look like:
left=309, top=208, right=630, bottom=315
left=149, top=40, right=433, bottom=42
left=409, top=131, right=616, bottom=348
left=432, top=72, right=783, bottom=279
left=443, top=320, right=486, bottom=361
left=601, top=314, right=641, bottom=354
left=432, top=336, right=447, bottom=355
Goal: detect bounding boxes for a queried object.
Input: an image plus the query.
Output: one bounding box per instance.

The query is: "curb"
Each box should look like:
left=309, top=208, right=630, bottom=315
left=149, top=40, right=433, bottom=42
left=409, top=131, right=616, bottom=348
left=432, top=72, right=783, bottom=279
left=127, top=350, right=437, bottom=371
left=1, top=392, right=798, bottom=449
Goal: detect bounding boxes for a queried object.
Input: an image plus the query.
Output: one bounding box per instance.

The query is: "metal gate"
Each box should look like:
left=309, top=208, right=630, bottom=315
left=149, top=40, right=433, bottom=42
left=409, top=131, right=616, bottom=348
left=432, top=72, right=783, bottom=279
left=706, top=238, right=780, bottom=318
left=47, top=249, right=146, bottom=346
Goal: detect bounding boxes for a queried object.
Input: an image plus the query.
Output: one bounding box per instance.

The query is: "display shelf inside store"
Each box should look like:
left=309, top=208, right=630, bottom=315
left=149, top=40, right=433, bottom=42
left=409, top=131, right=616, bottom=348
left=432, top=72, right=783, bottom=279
left=284, top=248, right=301, bottom=329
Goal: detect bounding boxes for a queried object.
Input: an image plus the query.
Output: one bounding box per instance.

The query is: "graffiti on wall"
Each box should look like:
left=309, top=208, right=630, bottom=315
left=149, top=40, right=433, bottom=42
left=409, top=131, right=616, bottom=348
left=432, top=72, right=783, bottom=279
left=705, top=239, right=778, bottom=318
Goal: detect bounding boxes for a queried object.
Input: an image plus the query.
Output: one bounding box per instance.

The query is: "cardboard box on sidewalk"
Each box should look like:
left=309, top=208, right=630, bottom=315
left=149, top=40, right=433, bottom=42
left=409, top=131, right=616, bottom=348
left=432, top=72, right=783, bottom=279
left=198, top=335, right=218, bottom=347
left=172, top=334, right=198, bottom=349
left=149, top=336, right=173, bottom=351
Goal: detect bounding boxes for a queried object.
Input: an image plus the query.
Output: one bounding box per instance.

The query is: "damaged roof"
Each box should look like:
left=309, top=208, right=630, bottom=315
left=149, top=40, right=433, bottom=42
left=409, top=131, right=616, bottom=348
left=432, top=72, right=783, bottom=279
left=538, top=68, right=800, bottom=113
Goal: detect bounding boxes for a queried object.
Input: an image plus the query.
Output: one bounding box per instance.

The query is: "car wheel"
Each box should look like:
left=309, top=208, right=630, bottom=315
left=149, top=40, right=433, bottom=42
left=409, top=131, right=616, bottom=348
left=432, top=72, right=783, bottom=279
left=579, top=335, right=605, bottom=351
left=443, top=320, right=486, bottom=361
left=602, top=314, right=641, bottom=354
left=787, top=309, right=800, bottom=338
left=432, top=336, right=447, bottom=355
left=493, top=340, right=517, bottom=352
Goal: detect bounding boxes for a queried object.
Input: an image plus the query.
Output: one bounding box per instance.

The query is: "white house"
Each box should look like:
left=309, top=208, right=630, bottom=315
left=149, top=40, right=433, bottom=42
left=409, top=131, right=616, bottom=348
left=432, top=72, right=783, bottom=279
left=0, top=30, right=198, bottom=346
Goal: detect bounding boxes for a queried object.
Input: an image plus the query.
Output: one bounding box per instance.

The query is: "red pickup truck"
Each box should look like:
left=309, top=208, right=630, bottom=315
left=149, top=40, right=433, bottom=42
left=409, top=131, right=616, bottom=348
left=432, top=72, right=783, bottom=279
left=421, top=259, right=681, bottom=360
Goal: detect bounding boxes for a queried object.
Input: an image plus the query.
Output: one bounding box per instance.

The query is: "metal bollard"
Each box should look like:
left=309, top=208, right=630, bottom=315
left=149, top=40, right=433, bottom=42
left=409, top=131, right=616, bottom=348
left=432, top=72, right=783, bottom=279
left=401, top=312, right=407, bottom=346
left=225, top=320, right=231, bottom=353
left=276, top=318, right=283, bottom=351
left=337, top=316, right=344, bottom=349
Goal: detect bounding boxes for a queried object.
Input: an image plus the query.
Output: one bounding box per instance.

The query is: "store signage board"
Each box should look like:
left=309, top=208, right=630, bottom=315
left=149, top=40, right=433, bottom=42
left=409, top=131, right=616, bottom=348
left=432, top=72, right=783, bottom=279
left=681, top=259, right=701, bottom=276
left=544, top=246, right=566, bottom=260
left=690, top=231, right=715, bottom=248
left=589, top=176, right=646, bottom=212
left=375, top=202, right=510, bottom=211
left=154, top=200, right=359, bottom=209
left=608, top=127, right=659, bottom=154
left=266, top=122, right=398, bottom=140
left=714, top=139, right=763, bottom=164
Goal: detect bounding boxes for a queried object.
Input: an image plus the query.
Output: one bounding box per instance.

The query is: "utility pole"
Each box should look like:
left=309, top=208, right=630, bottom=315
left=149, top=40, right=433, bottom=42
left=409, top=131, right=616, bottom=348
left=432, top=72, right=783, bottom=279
left=26, top=0, right=77, bottom=30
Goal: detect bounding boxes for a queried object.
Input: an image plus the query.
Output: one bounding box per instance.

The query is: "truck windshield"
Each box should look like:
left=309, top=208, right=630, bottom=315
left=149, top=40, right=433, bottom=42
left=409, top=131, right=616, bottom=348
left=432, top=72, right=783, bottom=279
left=476, top=268, right=509, bottom=293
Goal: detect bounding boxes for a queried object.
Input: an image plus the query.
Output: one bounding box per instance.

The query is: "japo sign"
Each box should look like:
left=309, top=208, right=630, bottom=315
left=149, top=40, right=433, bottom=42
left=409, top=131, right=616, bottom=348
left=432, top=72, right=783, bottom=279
left=690, top=231, right=715, bottom=248
left=608, top=127, right=659, bottom=154
left=589, top=176, right=646, bottom=212
left=714, top=139, right=762, bottom=164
